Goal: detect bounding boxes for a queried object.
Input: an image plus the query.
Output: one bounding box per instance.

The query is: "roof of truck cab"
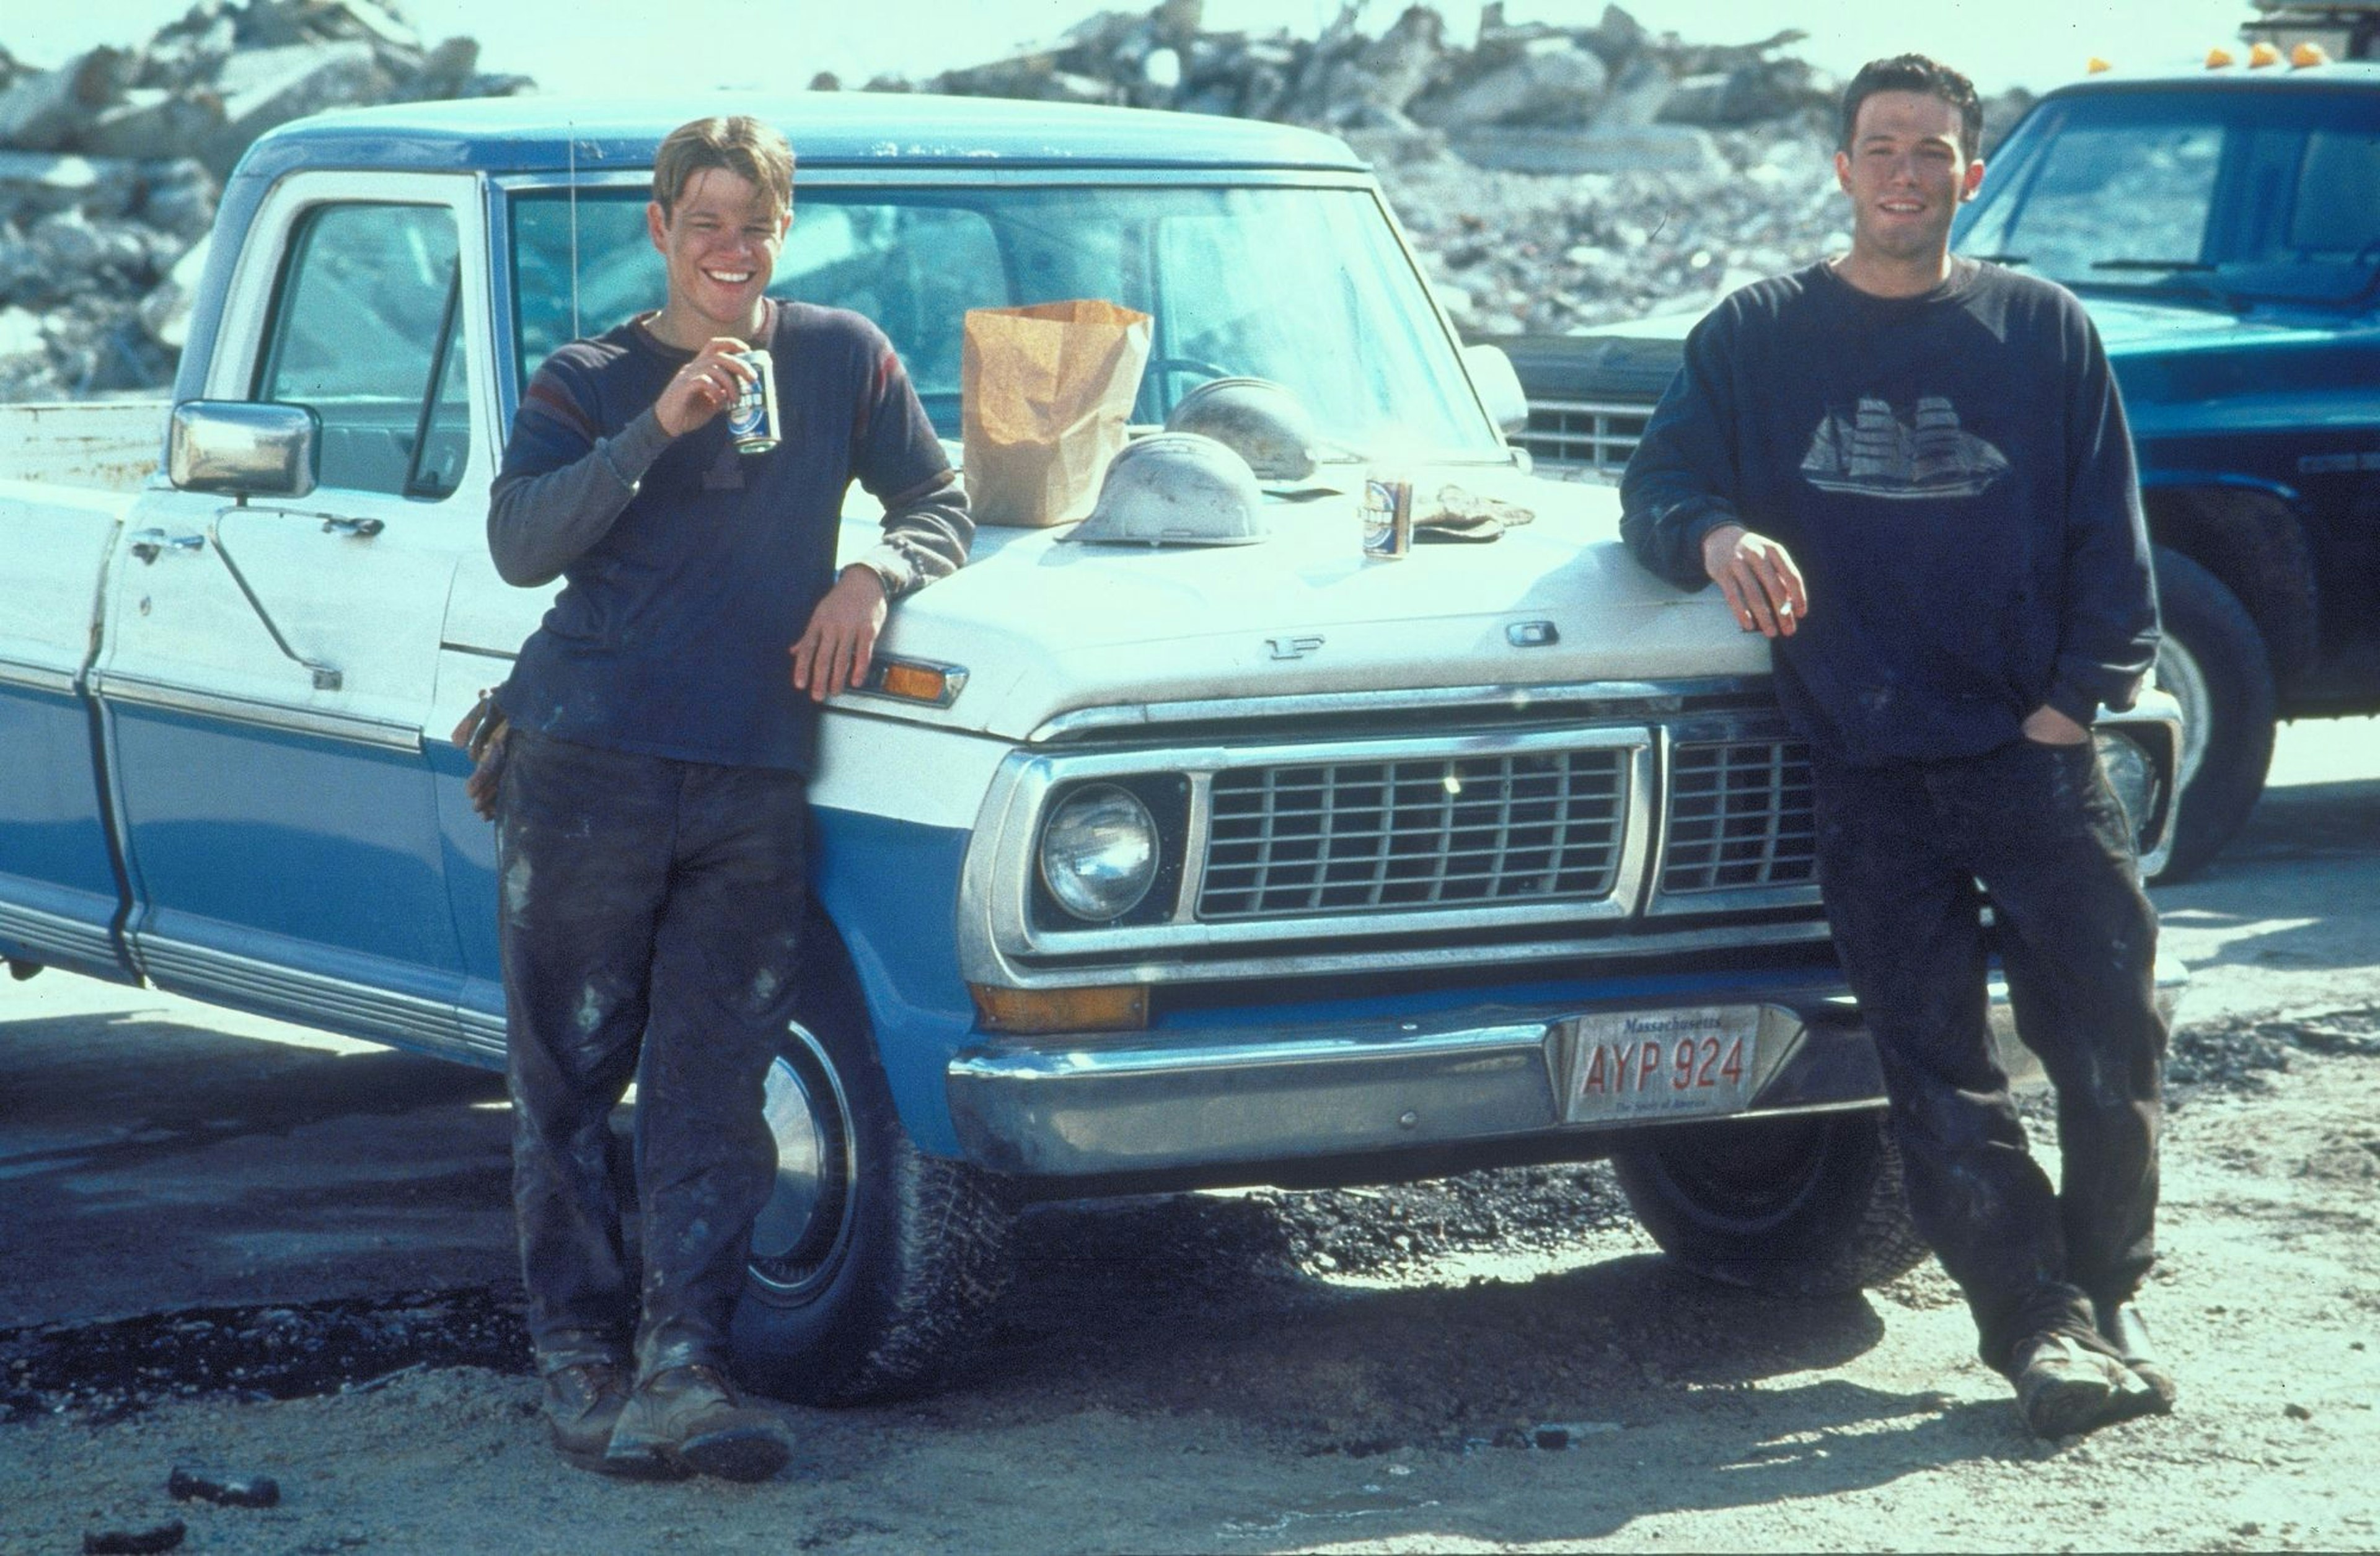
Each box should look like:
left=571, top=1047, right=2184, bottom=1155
left=235, top=92, right=1370, bottom=180
left=2043, top=59, right=2380, bottom=91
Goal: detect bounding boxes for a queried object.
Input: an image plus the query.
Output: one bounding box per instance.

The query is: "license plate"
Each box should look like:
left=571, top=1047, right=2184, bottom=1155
left=1561, top=1005, right=1768, bottom=1125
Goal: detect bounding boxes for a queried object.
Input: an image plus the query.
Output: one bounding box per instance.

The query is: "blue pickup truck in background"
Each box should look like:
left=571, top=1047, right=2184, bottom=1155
left=1504, top=59, right=2380, bottom=880
left=0, top=93, right=2185, bottom=1403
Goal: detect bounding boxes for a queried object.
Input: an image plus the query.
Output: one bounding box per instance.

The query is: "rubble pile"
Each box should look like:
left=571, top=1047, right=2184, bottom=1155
left=0, top=0, right=531, bottom=401
left=866, top=1, right=2035, bottom=337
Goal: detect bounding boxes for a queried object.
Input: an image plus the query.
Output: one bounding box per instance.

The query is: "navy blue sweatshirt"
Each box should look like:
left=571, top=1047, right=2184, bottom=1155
left=1619, top=260, right=2158, bottom=767
left=489, top=301, right=970, bottom=773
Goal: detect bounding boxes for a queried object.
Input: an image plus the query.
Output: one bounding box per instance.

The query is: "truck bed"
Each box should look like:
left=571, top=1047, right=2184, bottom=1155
left=0, top=402, right=167, bottom=493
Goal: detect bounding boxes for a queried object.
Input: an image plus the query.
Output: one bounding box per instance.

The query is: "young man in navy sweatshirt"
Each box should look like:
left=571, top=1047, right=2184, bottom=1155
left=485, top=115, right=971, bottom=1479
left=1619, top=56, right=2172, bottom=1439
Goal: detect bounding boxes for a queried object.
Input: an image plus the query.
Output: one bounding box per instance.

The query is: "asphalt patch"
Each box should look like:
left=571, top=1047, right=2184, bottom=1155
left=0, top=1288, right=529, bottom=1423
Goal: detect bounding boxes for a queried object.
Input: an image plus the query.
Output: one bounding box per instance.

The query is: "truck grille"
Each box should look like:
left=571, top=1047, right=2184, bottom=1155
left=1514, top=397, right=1652, bottom=478
left=1660, top=739, right=1818, bottom=894
left=1199, top=749, right=1628, bottom=920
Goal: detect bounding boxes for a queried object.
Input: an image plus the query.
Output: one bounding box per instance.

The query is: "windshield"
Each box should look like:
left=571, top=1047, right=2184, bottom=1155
left=1954, top=86, right=2380, bottom=306
left=508, top=182, right=1497, bottom=458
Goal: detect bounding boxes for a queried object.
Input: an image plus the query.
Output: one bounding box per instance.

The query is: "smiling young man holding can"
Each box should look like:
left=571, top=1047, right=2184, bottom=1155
left=482, top=115, right=971, bottom=1480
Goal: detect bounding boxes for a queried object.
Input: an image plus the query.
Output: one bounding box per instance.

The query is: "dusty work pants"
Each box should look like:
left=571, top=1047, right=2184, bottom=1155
left=1810, top=737, right=2166, bottom=1376
left=495, top=727, right=803, bottom=1382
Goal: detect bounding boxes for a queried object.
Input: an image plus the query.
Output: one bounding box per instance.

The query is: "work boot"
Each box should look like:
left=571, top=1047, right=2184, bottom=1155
left=541, top=1361, right=634, bottom=1474
left=2094, top=1298, right=2179, bottom=1413
left=2009, top=1331, right=2161, bottom=1439
left=604, top=1364, right=791, bottom=1482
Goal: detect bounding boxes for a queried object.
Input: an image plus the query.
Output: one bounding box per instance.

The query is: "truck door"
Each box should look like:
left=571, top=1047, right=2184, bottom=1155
left=89, top=174, right=492, bottom=1058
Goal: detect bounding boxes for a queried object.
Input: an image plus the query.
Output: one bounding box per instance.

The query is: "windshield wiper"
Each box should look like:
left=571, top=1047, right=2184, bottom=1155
left=1965, top=252, right=2029, bottom=266
left=2083, top=257, right=2242, bottom=311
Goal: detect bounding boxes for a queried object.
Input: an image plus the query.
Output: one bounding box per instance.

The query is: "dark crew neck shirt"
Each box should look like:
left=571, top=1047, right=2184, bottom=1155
left=1619, top=260, right=2159, bottom=767
left=489, top=301, right=969, bottom=773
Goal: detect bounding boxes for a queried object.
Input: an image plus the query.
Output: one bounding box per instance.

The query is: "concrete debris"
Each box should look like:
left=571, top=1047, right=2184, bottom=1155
left=0, top=0, right=533, bottom=402
left=889, top=2, right=1836, bottom=139
left=139, top=236, right=213, bottom=353
left=166, top=1465, right=282, bottom=1507
left=870, top=3, right=2037, bottom=340
left=81, top=1521, right=186, bottom=1556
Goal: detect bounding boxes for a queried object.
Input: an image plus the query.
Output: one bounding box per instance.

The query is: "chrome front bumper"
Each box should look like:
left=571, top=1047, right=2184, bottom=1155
left=945, top=952, right=2190, bottom=1178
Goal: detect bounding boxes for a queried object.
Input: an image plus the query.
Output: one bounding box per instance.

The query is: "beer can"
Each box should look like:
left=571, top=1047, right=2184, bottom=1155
left=725, top=346, right=780, bottom=455
left=1362, top=475, right=1413, bottom=560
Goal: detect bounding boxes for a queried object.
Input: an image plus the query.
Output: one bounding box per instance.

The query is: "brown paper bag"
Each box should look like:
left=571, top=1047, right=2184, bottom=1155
left=961, top=300, right=1153, bottom=527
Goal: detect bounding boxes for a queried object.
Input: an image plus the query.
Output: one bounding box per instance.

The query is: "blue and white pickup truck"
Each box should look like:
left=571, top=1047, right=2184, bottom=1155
left=0, top=94, right=2184, bottom=1403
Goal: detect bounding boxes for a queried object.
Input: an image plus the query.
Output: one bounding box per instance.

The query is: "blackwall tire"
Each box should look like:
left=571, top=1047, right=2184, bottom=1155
left=1609, top=1110, right=1929, bottom=1297
left=2149, top=546, right=2277, bottom=882
left=730, top=998, right=1013, bottom=1406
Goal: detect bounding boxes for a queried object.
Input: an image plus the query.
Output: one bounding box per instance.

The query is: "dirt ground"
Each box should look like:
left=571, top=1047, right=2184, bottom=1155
left=2, top=722, right=2376, bottom=1555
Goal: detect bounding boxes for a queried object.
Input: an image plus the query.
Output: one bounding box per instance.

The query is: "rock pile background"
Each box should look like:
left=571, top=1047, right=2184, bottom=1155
left=0, top=0, right=527, bottom=401
left=0, top=0, right=2032, bottom=402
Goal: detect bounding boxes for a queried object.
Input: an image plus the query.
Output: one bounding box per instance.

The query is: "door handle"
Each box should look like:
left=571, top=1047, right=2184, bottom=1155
left=129, top=529, right=205, bottom=565
left=320, top=516, right=385, bottom=539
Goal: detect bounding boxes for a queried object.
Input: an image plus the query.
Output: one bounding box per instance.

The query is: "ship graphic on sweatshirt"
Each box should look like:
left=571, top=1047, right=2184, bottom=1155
left=1799, top=395, right=2011, bottom=500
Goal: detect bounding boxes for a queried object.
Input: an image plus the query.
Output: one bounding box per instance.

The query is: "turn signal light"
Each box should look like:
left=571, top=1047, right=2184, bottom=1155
left=2292, top=42, right=2331, bottom=66
left=2249, top=42, right=2283, bottom=66
left=971, top=983, right=1150, bottom=1034
left=879, top=661, right=951, bottom=703
left=2087, top=56, right=2113, bottom=73
left=854, top=654, right=967, bottom=707
left=2206, top=47, right=2236, bottom=68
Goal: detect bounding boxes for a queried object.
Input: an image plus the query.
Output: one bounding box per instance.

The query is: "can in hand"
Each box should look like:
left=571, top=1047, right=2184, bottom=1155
left=725, top=346, right=780, bottom=455
left=1362, top=474, right=1413, bottom=560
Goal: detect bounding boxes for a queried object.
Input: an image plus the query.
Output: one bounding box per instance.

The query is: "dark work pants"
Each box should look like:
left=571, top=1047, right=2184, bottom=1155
left=495, top=727, right=804, bottom=1381
left=1810, top=737, right=2166, bottom=1376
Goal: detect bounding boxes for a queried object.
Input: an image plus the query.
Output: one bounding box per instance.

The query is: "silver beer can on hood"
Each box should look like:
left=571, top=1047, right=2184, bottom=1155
left=726, top=346, right=779, bottom=455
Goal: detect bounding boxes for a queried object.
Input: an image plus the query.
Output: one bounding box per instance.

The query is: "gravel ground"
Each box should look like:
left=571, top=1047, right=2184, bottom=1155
left=2, top=727, right=2376, bottom=1554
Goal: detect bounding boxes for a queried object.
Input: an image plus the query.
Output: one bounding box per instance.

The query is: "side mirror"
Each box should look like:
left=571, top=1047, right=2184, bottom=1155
left=1461, top=343, right=1532, bottom=439
left=168, top=400, right=319, bottom=499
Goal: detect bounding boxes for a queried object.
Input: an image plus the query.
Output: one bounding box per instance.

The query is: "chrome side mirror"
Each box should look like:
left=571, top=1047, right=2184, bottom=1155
left=1461, top=343, right=1532, bottom=439
left=167, top=400, right=319, bottom=499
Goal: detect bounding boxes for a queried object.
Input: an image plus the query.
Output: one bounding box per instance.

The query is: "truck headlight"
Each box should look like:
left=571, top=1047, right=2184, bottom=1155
left=1038, top=784, right=1159, bottom=923
left=2093, top=727, right=2163, bottom=842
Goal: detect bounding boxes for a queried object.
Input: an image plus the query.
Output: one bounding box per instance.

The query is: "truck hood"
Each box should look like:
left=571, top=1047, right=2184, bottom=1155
left=2081, top=294, right=2331, bottom=355
left=855, top=468, right=1765, bottom=742
left=1543, top=286, right=2345, bottom=364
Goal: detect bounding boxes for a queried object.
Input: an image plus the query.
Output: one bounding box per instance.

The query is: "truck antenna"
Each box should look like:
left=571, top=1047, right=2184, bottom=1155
left=567, top=123, right=583, bottom=341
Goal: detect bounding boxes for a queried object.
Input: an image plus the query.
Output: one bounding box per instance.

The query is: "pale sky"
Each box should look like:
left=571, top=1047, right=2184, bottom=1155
left=11, top=0, right=2265, bottom=99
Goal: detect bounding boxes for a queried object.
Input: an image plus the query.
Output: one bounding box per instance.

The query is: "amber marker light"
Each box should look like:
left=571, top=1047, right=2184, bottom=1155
left=2293, top=42, right=2332, bottom=66
left=851, top=654, right=967, bottom=708
left=879, top=662, right=950, bottom=702
left=2086, top=56, right=2114, bottom=73
left=2249, top=42, right=2283, bottom=66
left=971, top=983, right=1151, bottom=1034
left=2206, top=46, right=2236, bottom=68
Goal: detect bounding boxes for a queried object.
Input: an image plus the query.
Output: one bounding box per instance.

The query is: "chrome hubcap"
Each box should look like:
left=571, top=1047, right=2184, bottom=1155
left=2155, top=637, right=2211, bottom=795
left=747, top=1023, right=857, bottom=1301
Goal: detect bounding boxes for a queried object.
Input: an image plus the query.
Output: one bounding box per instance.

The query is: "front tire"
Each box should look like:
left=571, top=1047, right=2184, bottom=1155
left=1609, top=1110, right=1929, bottom=1296
left=731, top=991, right=1013, bottom=1405
left=2150, top=545, right=2276, bottom=882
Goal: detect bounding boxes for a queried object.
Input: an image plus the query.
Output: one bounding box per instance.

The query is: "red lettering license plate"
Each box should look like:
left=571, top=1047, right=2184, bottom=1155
left=1561, top=1006, right=1771, bottom=1124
